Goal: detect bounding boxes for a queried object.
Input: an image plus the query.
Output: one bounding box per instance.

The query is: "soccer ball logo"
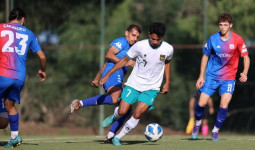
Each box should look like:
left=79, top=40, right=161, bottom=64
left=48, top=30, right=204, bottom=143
left=144, top=123, right=163, bottom=142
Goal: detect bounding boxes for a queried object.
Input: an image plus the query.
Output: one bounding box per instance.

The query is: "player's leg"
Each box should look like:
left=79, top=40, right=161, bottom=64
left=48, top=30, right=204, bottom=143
left=102, top=100, right=131, bottom=128
left=0, top=98, right=9, bottom=129
left=192, top=93, right=211, bottom=139
left=211, top=80, right=235, bottom=141
left=104, top=107, right=132, bottom=143
left=70, top=72, right=123, bottom=113
left=113, top=102, right=150, bottom=146
left=185, top=96, right=196, bottom=135
left=201, top=119, right=209, bottom=136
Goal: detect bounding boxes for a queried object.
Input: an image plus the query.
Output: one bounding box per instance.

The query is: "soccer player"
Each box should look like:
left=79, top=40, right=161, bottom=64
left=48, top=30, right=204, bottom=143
left=70, top=24, right=141, bottom=142
left=185, top=90, right=214, bottom=136
left=100, top=22, right=174, bottom=146
left=0, top=8, right=47, bottom=148
left=192, top=13, right=250, bottom=141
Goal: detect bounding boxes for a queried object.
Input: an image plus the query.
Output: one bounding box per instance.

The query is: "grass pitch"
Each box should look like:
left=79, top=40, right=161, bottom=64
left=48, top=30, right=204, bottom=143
left=0, top=134, right=254, bottom=150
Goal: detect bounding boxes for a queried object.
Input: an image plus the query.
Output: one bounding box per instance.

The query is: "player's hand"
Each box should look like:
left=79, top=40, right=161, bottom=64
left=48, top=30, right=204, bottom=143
left=196, top=77, right=204, bottom=89
left=91, top=79, right=99, bottom=88
left=239, top=73, right=248, bottom=82
left=160, top=83, right=169, bottom=94
left=125, top=60, right=135, bottom=67
left=37, top=70, right=46, bottom=82
left=100, top=75, right=109, bottom=87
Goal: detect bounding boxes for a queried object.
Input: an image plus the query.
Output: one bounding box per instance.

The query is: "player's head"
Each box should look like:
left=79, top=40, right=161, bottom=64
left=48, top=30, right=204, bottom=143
left=218, top=13, right=233, bottom=35
left=125, top=24, right=141, bottom=46
left=148, top=22, right=166, bottom=48
left=9, top=8, right=26, bottom=25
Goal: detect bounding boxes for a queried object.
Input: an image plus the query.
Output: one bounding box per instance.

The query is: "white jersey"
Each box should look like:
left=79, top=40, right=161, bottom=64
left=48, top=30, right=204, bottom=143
left=125, top=39, right=174, bottom=92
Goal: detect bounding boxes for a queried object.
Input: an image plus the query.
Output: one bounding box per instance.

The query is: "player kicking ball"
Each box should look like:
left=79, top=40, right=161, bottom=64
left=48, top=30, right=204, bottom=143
left=100, top=22, right=174, bottom=146
left=192, top=13, right=250, bottom=141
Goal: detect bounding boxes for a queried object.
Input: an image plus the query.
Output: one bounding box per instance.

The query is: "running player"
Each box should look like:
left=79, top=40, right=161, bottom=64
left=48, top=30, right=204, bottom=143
left=0, top=8, right=47, bottom=148
left=192, top=13, right=250, bottom=141
left=70, top=24, right=141, bottom=142
left=100, top=22, right=174, bottom=146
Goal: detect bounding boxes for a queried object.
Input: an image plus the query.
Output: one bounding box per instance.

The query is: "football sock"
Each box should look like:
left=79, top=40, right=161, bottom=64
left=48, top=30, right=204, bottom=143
left=195, top=103, right=205, bottom=121
left=215, top=107, right=228, bottom=129
left=113, top=106, right=121, bottom=120
left=8, top=113, right=19, bottom=139
left=81, top=94, right=113, bottom=107
left=107, top=131, right=115, bottom=139
left=195, top=119, right=202, bottom=126
left=115, top=116, right=140, bottom=139
left=212, top=126, right=219, bottom=133
left=110, top=108, right=132, bottom=134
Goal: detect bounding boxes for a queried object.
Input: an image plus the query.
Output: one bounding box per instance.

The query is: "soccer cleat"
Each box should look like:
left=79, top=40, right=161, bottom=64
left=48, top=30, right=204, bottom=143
left=212, top=132, right=219, bottom=141
left=5, top=136, right=23, bottom=148
left=101, top=115, right=114, bottom=128
left=104, top=137, right=113, bottom=144
left=185, top=117, right=195, bottom=135
left=202, top=125, right=209, bottom=136
left=191, top=125, right=200, bottom=140
left=112, top=137, right=121, bottom=146
left=70, top=99, right=81, bottom=114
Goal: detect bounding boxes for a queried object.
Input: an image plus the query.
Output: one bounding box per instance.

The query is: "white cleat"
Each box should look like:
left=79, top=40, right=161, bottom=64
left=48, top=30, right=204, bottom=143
left=70, top=99, right=81, bottom=114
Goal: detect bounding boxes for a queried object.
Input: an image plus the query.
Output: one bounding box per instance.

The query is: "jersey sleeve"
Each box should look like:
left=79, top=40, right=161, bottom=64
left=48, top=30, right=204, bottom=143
left=237, top=36, right=248, bottom=57
left=166, top=45, right=174, bottom=61
left=30, top=33, right=41, bottom=53
left=109, top=38, right=126, bottom=52
left=126, top=42, right=139, bottom=59
left=202, top=37, right=212, bottom=56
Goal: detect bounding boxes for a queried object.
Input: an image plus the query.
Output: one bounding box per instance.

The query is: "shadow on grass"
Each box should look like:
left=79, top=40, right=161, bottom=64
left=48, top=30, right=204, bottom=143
left=181, top=137, right=226, bottom=141
left=93, top=140, right=153, bottom=145
left=0, top=141, right=39, bottom=147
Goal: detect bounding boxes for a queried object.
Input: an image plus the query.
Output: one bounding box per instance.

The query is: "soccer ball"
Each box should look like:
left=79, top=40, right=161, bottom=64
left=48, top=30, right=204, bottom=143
left=144, top=123, right=163, bottom=142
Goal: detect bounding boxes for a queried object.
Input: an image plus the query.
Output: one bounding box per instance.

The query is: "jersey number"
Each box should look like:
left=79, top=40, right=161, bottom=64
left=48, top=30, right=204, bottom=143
left=1, top=30, right=28, bottom=55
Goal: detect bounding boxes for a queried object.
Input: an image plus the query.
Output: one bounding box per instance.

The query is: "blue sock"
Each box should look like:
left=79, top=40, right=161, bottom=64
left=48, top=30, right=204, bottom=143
left=81, top=94, right=113, bottom=107
left=215, top=107, right=228, bottom=128
left=110, top=109, right=132, bottom=134
left=8, top=113, right=19, bottom=131
left=195, top=103, right=205, bottom=121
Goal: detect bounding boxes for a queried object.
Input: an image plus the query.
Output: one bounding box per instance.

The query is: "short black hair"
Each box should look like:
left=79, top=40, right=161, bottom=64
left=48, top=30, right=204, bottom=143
left=9, top=8, right=26, bottom=21
left=127, top=24, right=142, bottom=34
left=218, top=13, right=233, bottom=24
left=149, top=22, right=166, bottom=37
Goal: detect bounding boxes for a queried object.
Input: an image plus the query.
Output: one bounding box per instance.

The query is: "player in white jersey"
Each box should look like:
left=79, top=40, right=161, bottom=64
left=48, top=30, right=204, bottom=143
left=100, top=22, right=174, bottom=146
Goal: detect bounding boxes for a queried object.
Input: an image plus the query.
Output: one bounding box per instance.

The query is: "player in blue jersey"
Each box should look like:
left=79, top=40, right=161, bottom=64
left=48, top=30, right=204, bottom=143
left=0, top=8, right=46, bottom=148
left=192, top=13, right=250, bottom=141
left=70, top=24, right=141, bottom=143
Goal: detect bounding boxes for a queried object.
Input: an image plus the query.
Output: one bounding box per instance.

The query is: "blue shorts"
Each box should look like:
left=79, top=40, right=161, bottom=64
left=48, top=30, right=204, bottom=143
left=102, top=69, right=125, bottom=91
left=0, top=76, right=24, bottom=104
left=120, top=86, right=159, bottom=110
left=200, top=77, right=235, bottom=96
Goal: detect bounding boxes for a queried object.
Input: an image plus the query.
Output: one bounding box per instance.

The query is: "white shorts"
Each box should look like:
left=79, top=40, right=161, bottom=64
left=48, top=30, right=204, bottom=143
left=0, top=112, right=8, bottom=118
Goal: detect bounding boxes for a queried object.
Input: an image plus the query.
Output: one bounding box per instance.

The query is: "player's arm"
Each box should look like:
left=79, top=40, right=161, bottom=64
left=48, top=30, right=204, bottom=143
left=196, top=54, right=208, bottom=89
left=36, top=50, right=46, bottom=82
left=239, top=55, right=250, bottom=82
left=100, top=56, right=129, bottom=86
left=208, top=97, right=214, bottom=115
left=91, top=62, right=107, bottom=88
left=106, top=46, right=120, bottom=63
left=160, top=60, right=171, bottom=94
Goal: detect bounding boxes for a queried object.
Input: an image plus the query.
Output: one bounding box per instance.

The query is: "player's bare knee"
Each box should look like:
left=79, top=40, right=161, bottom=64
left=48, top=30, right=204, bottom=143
left=118, top=109, right=127, bottom=116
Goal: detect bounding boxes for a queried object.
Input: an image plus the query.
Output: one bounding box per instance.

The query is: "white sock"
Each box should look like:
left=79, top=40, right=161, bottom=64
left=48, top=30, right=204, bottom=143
left=11, top=131, right=18, bottom=139
left=113, top=106, right=121, bottom=120
left=79, top=100, right=83, bottom=107
left=212, top=126, right=219, bottom=133
left=195, top=119, right=202, bottom=126
left=107, top=131, right=115, bottom=139
left=115, top=116, right=140, bottom=140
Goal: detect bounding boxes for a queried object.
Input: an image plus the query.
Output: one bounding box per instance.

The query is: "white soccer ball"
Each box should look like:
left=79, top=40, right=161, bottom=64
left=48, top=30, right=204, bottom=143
left=144, top=123, right=163, bottom=142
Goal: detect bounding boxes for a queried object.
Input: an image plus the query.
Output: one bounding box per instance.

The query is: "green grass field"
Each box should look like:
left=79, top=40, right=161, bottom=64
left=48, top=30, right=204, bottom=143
left=0, top=135, right=254, bottom=150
